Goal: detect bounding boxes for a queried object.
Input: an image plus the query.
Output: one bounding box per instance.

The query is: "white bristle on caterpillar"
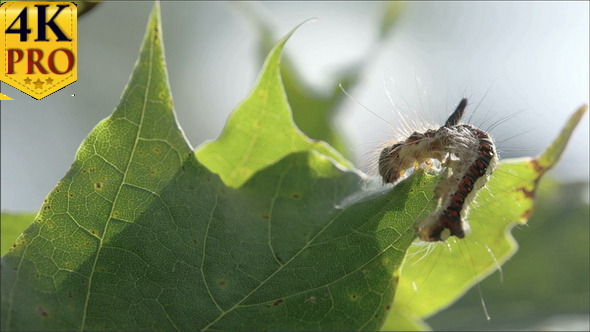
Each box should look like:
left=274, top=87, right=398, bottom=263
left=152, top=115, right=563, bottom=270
left=377, top=98, right=498, bottom=242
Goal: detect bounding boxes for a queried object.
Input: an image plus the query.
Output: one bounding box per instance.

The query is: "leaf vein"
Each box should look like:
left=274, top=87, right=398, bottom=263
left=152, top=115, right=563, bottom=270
left=80, top=27, right=156, bottom=331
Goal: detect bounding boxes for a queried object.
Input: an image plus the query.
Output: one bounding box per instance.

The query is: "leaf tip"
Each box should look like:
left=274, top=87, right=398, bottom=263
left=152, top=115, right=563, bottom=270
left=537, top=103, right=588, bottom=168
left=575, top=103, right=588, bottom=118
left=148, top=1, right=162, bottom=34
left=275, top=17, right=317, bottom=51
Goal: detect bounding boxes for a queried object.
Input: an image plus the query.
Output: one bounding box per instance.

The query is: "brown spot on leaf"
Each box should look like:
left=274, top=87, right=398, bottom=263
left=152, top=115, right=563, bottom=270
left=261, top=215, right=270, bottom=220
left=386, top=305, right=391, bottom=311
left=521, top=209, right=534, bottom=220
left=518, top=186, right=535, bottom=199
left=94, top=182, right=103, bottom=190
left=43, top=205, right=51, bottom=211
left=273, top=299, right=283, bottom=306
left=37, top=306, right=48, bottom=317
left=531, top=159, right=544, bottom=173
left=351, top=294, right=357, bottom=299
left=292, top=193, right=300, bottom=199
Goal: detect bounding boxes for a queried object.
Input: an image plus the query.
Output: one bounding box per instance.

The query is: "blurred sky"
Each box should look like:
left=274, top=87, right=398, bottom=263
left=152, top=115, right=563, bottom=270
left=2, top=1, right=589, bottom=212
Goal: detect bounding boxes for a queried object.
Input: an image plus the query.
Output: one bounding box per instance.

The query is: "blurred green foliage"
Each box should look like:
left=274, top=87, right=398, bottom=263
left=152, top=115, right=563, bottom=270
left=0, top=213, right=35, bottom=256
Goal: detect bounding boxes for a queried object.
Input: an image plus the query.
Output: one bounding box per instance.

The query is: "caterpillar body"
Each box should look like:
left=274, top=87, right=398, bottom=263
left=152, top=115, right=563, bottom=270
left=378, top=98, right=498, bottom=242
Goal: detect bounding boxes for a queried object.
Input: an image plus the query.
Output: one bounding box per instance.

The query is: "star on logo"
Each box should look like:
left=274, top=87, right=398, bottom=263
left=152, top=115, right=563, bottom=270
left=24, top=77, right=32, bottom=85
left=33, top=79, right=44, bottom=89
left=45, top=77, right=54, bottom=85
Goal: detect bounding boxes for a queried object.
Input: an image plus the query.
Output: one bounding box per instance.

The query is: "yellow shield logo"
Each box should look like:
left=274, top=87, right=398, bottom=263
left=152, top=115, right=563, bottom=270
left=1, top=2, right=77, bottom=100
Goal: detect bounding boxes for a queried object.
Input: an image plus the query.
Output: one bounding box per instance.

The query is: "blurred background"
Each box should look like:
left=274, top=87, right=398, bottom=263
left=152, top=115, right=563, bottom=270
left=1, top=1, right=588, bottom=330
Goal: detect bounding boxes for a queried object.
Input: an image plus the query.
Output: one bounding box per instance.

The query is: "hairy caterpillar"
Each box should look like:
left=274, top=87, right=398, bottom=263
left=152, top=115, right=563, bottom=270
left=378, top=98, right=498, bottom=242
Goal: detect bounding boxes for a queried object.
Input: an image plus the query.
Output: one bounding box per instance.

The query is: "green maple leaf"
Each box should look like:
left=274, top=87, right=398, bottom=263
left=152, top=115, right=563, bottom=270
left=0, top=4, right=436, bottom=330
left=1, top=3, right=585, bottom=331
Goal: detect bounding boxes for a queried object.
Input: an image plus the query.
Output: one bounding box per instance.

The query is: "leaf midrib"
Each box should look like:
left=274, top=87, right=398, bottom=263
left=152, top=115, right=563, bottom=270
left=78, top=32, right=181, bottom=331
